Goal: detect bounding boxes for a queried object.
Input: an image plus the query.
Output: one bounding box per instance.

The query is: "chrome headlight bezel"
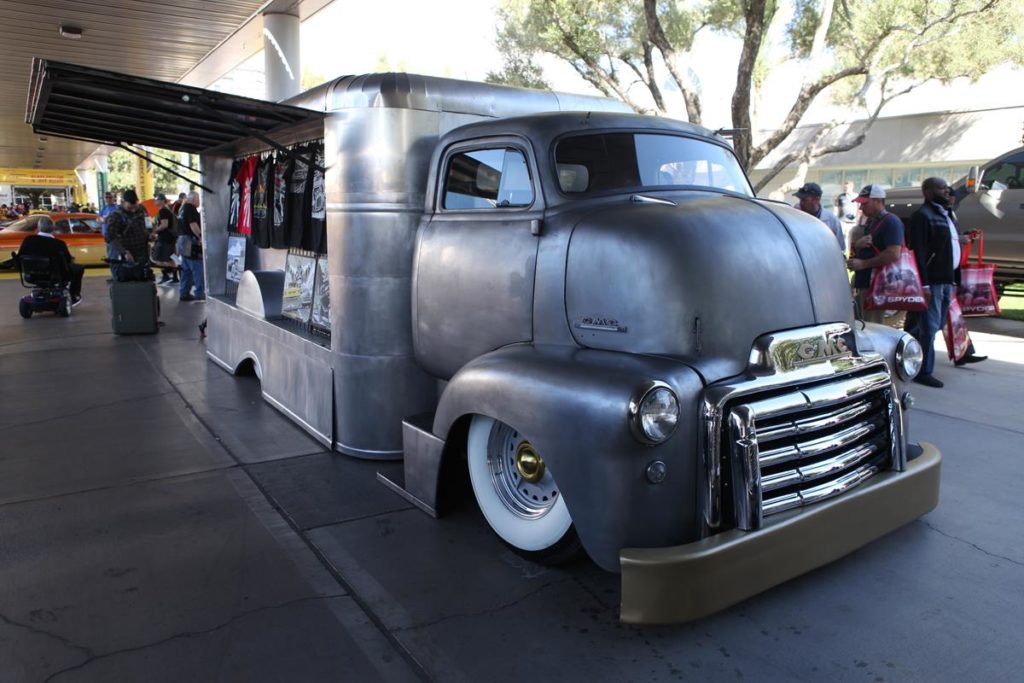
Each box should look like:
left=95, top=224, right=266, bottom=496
left=895, top=334, right=923, bottom=381
left=629, top=381, right=680, bottom=444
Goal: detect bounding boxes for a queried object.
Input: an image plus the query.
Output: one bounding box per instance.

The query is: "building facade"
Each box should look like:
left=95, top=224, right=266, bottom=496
left=751, top=105, right=1024, bottom=208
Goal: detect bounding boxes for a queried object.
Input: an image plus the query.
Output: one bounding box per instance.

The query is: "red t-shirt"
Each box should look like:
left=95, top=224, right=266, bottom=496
left=235, top=156, right=258, bottom=236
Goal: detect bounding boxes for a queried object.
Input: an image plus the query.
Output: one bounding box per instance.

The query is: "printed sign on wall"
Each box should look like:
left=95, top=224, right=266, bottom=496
left=282, top=251, right=316, bottom=323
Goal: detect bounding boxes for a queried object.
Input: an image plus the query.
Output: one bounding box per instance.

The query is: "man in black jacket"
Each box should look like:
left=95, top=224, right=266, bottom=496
left=18, top=216, right=84, bottom=305
left=906, top=178, right=985, bottom=388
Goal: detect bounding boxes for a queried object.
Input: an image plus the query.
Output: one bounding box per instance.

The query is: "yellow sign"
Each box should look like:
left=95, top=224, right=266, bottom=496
left=133, top=155, right=155, bottom=201
left=0, top=168, right=79, bottom=186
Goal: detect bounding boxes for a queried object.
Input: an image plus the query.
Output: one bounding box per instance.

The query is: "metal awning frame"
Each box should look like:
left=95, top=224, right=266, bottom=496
left=25, top=58, right=325, bottom=171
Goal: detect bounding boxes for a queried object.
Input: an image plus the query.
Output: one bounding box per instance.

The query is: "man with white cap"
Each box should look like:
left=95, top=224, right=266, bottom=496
left=794, top=182, right=844, bottom=249
left=846, top=184, right=904, bottom=323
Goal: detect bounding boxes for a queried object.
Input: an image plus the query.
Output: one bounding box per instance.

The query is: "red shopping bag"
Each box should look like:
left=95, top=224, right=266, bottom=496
left=864, top=246, right=928, bottom=311
left=957, top=232, right=1000, bottom=316
left=943, top=294, right=971, bottom=362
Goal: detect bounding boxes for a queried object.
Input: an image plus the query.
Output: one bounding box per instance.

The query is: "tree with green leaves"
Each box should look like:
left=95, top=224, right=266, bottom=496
left=489, top=0, right=1024, bottom=191
left=106, top=148, right=199, bottom=196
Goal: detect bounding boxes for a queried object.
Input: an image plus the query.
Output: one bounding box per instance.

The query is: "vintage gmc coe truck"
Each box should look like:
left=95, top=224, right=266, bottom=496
left=27, top=62, right=942, bottom=624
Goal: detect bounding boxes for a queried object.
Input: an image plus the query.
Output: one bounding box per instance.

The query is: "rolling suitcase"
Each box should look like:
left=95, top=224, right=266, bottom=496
left=110, top=281, right=159, bottom=334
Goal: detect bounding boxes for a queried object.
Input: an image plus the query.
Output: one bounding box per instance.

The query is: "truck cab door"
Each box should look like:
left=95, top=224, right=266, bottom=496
left=957, top=150, right=1024, bottom=275
left=414, top=142, right=543, bottom=379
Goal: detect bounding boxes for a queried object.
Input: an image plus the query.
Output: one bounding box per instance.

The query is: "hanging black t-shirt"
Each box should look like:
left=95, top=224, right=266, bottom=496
left=252, top=155, right=273, bottom=248
left=309, top=143, right=327, bottom=254
left=287, top=145, right=312, bottom=248
left=156, top=206, right=177, bottom=244
left=271, top=153, right=291, bottom=248
left=226, top=158, right=241, bottom=231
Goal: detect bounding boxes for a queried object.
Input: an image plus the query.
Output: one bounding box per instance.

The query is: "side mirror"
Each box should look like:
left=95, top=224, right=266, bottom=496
left=966, top=166, right=980, bottom=193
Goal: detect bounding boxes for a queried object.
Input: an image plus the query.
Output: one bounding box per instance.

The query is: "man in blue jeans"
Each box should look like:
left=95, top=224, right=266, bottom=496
left=176, top=191, right=205, bottom=302
left=905, top=178, right=985, bottom=388
left=98, top=191, right=118, bottom=277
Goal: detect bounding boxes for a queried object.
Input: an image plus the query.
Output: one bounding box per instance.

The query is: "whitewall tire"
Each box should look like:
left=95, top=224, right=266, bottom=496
left=467, top=415, right=580, bottom=562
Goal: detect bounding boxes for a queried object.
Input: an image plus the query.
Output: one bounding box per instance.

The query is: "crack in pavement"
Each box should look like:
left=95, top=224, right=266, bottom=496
left=392, top=577, right=576, bottom=633
left=42, top=593, right=346, bottom=682
left=0, top=609, right=95, bottom=659
left=918, top=520, right=1024, bottom=568
left=0, top=330, right=114, bottom=349
left=0, top=389, right=178, bottom=431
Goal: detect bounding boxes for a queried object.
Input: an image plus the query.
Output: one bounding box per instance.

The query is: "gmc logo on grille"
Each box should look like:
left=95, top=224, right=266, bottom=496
left=794, top=334, right=851, bottom=366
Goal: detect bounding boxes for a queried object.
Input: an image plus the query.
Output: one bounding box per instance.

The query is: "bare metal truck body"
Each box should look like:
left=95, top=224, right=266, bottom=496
left=26, top=64, right=941, bottom=624
left=204, top=78, right=941, bottom=624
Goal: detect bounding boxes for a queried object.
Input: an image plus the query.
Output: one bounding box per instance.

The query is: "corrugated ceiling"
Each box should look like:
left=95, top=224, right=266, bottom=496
left=0, top=0, right=277, bottom=170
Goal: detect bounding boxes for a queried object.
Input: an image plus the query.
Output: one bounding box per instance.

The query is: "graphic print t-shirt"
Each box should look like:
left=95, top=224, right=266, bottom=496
left=252, top=155, right=274, bottom=248
left=226, top=158, right=241, bottom=231
left=309, top=143, right=326, bottom=254
left=271, top=154, right=291, bottom=248
left=287, top=146, right=311, bottom=248
left=235, top=156, right=258, bottom=236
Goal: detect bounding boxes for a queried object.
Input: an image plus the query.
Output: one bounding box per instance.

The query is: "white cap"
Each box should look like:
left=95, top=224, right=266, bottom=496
left=854, top=184, right=886, bottom=202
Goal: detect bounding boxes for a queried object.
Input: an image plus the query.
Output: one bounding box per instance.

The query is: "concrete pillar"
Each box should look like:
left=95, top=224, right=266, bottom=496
left=263, top=12, right=301, bottom=102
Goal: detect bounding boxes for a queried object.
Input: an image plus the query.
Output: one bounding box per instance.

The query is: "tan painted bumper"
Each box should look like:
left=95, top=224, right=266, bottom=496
left=620, top=442, right=941, bottom=624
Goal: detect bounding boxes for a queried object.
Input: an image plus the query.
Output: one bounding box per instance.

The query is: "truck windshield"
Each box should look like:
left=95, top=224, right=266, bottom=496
left=555, top=132, right=751, bottom=196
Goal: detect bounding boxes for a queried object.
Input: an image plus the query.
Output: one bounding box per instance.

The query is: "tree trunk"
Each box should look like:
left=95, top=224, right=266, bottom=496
left=642, top=0, right=703, bottom=124
left=731, top=0, right=769, bottom=170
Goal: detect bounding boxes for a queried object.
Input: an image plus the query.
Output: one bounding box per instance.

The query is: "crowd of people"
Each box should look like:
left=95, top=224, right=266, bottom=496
left=17, top=187, right=204, bottom=308
left=0, top=201, right=98, bottom=220
left=792, top=178, right=988, bottom=389
left=101, top=189, right=204, bottom=301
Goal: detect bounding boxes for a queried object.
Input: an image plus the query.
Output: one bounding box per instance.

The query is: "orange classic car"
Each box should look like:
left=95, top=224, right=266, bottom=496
left=0, top=212, right=106, bottom=268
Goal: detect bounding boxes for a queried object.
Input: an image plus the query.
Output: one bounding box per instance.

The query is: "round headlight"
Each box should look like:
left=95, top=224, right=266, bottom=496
left=895, top=334, right=923, bottom=380
left=630, top=383, right=679, bottom=444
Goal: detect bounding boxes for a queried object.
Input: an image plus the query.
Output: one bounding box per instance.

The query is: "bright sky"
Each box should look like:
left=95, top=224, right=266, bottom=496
left=301, top=0, right=504, bottom=80
left=213, top=0, right=1023, bottom=133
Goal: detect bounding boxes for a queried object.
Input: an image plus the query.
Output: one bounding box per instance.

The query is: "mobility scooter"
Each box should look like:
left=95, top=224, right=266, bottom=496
left=13, top=252, right=73, bottom=318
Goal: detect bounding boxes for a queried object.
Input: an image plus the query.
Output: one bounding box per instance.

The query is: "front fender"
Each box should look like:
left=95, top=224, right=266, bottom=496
left=853, top=321, right=913, bottom=393
left=433, top=344, right=705, bottom=571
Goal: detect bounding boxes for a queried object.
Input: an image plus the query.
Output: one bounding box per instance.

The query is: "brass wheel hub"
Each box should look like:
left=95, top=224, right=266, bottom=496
left=514, top=442, right=546, bottom=484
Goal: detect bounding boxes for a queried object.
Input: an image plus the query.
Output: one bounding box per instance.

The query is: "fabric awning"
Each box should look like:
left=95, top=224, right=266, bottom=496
left=26, top=59, right=323, bottom=154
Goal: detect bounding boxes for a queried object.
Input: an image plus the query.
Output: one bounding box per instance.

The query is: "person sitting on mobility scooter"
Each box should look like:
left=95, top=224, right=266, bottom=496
left=15, top=216, right=84, bottom=318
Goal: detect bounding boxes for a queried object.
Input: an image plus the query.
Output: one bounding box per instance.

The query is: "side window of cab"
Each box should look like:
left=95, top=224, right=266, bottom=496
left=54, top=219, right=71, bottom=234
left=981, top=151, right=1024, bottom=190
left=443, top=148, right=534, bottom=210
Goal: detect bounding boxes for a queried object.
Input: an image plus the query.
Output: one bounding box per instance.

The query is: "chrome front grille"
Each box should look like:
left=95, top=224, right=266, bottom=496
left=714, top=367, right=902, bottom=531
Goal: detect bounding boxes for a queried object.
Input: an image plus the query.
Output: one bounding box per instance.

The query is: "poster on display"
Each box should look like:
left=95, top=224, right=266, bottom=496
left=226, top=235, right=246, bottom=285
left=311, top=255, right=330, bottom=331
left=282, top=251, right=316, bottom=323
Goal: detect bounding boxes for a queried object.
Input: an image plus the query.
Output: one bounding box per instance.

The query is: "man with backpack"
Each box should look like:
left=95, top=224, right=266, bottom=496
left=105, top=188, right=149, bottom=265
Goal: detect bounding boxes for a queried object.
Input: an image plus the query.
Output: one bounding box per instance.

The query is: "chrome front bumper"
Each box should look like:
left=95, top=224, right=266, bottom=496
left=619, top=442, right=941, bottom=624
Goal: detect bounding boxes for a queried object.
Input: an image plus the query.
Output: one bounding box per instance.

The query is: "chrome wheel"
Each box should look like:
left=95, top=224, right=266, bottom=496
left=488, top=424, right=561, bottom=519
left=467, top=415, right=574, bottom=554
